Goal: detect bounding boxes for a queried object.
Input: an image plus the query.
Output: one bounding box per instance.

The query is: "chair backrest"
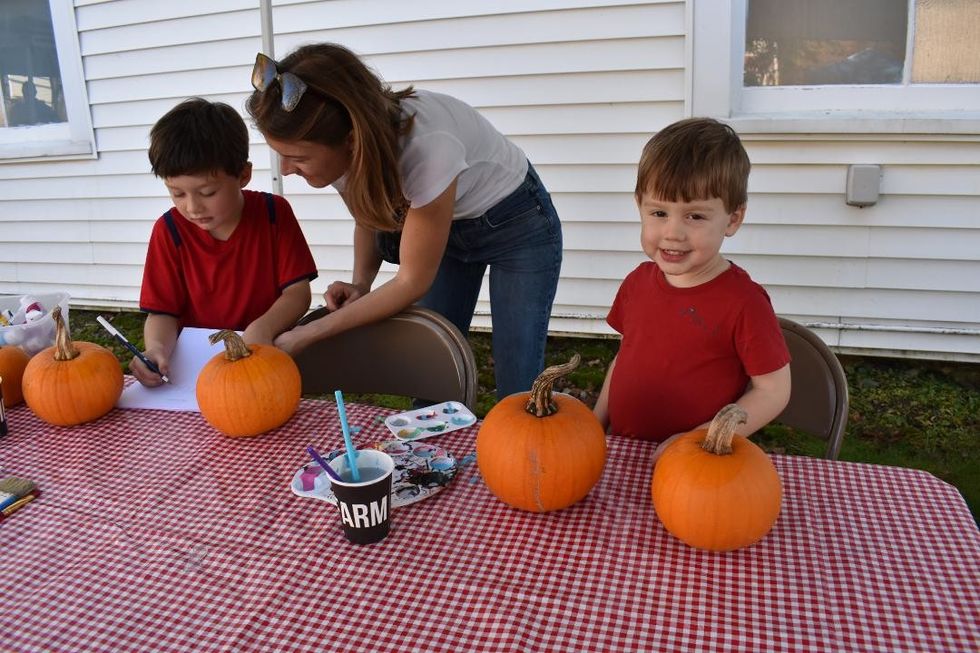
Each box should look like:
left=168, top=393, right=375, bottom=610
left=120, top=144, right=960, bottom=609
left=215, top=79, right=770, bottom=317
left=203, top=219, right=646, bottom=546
left=293, top=305, right=478, bottom=409
left=775, top=317, right=849, bottom=459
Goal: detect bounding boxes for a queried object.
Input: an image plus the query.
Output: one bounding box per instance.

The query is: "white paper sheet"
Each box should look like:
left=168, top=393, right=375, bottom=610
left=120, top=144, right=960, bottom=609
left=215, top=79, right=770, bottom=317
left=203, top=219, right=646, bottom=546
left=117, top=327, right=231, bottom=412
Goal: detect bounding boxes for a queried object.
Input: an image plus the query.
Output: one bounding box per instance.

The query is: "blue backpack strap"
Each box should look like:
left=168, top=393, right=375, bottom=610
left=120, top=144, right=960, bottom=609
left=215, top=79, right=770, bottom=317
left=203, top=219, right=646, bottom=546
left=264, top=192, right=276, bottom=223
left=162, top=210, right=183, bottom=247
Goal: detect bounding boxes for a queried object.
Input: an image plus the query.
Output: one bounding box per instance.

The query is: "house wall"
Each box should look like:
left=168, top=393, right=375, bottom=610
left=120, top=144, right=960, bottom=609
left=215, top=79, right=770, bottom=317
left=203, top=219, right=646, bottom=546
left=0, top=0, right=978, bottom=361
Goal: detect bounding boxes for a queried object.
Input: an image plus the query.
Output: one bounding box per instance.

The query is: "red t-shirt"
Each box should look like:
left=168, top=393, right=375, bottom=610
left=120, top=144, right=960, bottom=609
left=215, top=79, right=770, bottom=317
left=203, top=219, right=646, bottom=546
left=139, top=190, right=317, bottom=330
left=607, top=261, right=790, bottom=442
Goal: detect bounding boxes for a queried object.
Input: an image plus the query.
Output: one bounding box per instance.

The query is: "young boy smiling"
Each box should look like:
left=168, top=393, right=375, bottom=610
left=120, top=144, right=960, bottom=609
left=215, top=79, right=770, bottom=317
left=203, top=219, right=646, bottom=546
left=594, top=118, right=791, bottom=451
left=133, top=98, right=317, bottom=387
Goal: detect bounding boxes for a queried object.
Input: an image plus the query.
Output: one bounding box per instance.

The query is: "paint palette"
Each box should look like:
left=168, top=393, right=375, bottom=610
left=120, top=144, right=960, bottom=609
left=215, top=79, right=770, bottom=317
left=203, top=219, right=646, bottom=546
left=290, top=439, right=459, bottom=509
left=383, top=401, right=477, bottom=441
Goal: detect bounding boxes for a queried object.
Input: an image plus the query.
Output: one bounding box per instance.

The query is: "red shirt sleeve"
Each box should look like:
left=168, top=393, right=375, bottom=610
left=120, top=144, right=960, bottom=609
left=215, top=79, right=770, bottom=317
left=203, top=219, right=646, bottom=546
left=734, top=286, right=791, bottom=377
left=139, top=215, right=185, bottom=317
left=608, top=264, right=645, bottom=334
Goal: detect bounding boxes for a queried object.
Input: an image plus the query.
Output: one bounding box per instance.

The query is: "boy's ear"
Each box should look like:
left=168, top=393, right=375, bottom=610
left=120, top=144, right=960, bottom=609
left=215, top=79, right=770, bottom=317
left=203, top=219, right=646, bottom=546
left=725, top=204, right=747, bottom=236
left=238, top=162, right=253, bottom=188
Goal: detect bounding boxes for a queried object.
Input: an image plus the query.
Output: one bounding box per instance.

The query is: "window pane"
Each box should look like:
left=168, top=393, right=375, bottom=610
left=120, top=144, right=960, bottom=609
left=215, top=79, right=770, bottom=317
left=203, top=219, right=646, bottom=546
left=744, top=0, right=908, bottom=86
left=0, top=0, right=68, bottom=127
left=912, top=0, right=980, bottom=83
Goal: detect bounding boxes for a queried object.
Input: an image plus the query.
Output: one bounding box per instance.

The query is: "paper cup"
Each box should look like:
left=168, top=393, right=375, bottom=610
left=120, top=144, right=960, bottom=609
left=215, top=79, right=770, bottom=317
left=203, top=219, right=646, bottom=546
left=328, top=449, right=395, bottom=544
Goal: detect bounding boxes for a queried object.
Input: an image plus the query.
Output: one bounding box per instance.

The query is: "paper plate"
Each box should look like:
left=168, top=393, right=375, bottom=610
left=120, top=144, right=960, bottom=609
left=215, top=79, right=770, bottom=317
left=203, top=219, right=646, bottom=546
left=290, top=440, right=459, bottom=509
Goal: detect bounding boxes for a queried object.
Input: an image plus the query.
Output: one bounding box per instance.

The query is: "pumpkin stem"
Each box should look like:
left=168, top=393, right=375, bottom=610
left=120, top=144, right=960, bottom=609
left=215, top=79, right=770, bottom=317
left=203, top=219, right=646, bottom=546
left=51, top=305, right=80, bottom=362
left=524, top=353, right=581, bottom=417
left=208, top=330, right=252, bottom=361
left=700, top=404, right=748, bottom=455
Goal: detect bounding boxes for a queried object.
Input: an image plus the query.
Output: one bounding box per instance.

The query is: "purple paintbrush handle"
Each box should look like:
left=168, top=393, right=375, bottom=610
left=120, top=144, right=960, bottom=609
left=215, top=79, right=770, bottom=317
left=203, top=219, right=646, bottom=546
left=306, top=445, right=344, bottom=482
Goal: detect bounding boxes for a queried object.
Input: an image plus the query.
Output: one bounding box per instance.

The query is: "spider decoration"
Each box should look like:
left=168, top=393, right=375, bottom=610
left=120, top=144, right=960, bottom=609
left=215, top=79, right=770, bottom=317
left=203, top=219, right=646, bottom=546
left=404, top=467, right=457, bottom=490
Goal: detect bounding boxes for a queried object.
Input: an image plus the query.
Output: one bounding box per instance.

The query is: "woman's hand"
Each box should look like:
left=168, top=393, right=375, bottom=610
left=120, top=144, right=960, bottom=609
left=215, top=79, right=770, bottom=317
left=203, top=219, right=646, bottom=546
left=323, top=280, right=370, bottom=311
left=274, top=324, right=317, bottom=357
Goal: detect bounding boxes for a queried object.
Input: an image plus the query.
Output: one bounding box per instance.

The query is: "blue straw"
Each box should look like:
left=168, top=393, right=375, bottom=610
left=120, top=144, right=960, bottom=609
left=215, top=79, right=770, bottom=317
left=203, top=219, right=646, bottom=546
left=334, top=390, right=360, bottom=482
left=306, top=445, right=344, bottom=482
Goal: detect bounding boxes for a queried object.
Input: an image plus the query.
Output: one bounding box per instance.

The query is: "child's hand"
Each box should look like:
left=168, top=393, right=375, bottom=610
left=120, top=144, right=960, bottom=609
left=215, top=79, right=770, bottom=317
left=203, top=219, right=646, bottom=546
left=651, top=432, right=687, bottom=466
left=242, top=323, right=274, bottom=346
left=323, top=281, right=368, bottom=311
left=130, top=350, right=169, bottom=387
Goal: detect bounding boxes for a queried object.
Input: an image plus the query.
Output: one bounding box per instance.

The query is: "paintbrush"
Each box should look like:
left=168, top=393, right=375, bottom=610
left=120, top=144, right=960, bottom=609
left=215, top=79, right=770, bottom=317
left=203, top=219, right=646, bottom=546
left=0, top=489, right=39, bottom=522
left=0, top=476, right=36, bottom=511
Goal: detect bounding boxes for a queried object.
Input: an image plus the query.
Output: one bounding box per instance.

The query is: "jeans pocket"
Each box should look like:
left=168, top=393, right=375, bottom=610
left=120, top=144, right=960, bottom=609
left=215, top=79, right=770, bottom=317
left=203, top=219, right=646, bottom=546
left=485, top=201, right=542, bottom=229
left=483, top=178, right=544, bottom=228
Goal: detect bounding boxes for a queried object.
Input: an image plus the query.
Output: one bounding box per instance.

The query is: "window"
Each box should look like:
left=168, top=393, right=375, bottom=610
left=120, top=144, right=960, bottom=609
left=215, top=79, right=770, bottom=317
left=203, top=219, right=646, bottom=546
left=692, top=0, right=980, bottom=132
left=0, top=0, right=95, bottom=160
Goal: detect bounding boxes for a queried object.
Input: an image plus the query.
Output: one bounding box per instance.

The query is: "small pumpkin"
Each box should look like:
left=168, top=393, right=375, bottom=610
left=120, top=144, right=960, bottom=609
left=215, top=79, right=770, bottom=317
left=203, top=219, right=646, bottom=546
left=651, top=404, right=782, bottom=552
left=22, top=306, right=123, bottom=426
left=196, top=330, right=301, bottom=438
left=476, top=354, right=607, bottom=512
left=0, top=344, right=30, bottom=407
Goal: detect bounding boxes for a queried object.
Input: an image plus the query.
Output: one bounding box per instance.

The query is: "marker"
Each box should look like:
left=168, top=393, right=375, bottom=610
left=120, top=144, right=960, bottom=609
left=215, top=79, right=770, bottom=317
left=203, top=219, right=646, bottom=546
left=95, top=316, right=170, bottom=383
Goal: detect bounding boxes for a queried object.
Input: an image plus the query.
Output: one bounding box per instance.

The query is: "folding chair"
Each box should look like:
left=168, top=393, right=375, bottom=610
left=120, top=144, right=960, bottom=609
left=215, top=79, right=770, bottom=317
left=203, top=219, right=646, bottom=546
left=293, top=305, right=478, bottom=409
left=775, top=317, right=849, bottom=459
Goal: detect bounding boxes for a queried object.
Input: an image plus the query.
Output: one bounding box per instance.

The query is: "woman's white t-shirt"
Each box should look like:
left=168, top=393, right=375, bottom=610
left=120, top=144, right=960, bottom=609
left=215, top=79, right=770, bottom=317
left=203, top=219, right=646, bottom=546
left=335, top=90, right=529, bottom=220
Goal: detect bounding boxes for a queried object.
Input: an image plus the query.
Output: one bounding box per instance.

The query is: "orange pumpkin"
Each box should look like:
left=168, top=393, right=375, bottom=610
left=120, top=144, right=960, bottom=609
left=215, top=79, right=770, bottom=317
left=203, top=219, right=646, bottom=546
left=196, top=330, right=301, bottom=437
left=476, top=354, right=607, bottom=512
left=0, top=344, right=30, bottom=407
left=22, top=306, right=123, bottom=426
left=651, top=404, right=782, bottom=552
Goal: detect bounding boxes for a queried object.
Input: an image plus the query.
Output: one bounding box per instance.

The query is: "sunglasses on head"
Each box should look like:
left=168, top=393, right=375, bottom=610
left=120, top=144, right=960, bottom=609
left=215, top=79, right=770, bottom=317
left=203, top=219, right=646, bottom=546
left=251, top=52, right=308, bottom=112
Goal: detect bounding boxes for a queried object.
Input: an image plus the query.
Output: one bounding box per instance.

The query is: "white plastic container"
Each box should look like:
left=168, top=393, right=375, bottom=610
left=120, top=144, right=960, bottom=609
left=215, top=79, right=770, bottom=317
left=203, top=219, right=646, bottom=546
left=0, top=292, right=71, bottom=355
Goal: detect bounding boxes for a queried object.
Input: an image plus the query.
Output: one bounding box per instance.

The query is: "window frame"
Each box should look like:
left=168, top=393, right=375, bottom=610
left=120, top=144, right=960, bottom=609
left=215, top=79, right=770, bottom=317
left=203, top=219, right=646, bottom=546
left=690, top=0, right=980, bottom=134
left=0, top=0, right=96, bottom=161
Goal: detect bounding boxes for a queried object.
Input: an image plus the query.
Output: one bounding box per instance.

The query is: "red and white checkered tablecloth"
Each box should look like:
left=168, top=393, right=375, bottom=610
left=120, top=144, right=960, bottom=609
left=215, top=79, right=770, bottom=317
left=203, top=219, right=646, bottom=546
left=1, top=397, right=978, bottom=652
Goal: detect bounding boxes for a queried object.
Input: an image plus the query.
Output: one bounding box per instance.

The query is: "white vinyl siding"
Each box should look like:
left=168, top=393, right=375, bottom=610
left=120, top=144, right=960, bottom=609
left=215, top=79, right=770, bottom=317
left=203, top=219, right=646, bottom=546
left=1, top=1, right=978, bottom=362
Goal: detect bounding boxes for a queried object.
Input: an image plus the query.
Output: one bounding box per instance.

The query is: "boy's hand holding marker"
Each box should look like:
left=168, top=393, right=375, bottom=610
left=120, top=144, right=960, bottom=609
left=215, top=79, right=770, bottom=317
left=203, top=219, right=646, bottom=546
left=95, top=316, right=170, bottom=385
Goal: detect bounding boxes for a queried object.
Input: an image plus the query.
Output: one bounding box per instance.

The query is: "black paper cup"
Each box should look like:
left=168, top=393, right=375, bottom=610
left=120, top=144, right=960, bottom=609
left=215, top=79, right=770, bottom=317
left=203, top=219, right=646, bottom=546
left=328, top=449, right=395, bottom=544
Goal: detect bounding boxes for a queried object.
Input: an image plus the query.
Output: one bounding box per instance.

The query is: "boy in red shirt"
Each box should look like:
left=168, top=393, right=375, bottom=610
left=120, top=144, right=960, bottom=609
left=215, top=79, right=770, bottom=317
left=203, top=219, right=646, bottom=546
left=593, top=118, right=791, bottom=453
left=133, top=98, right=317, bottom=386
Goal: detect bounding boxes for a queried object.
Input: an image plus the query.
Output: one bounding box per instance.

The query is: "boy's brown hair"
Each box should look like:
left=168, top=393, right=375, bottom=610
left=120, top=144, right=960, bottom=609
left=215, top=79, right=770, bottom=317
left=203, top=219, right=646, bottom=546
left=148, top=98, right=249, bottom=178
left=635, top=117, right=750, bottom=213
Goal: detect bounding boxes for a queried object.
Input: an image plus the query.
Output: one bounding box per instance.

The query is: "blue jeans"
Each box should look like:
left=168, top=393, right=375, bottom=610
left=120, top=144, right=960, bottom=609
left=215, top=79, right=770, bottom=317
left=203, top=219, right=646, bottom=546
left=377, top=163, right=562, bottom=399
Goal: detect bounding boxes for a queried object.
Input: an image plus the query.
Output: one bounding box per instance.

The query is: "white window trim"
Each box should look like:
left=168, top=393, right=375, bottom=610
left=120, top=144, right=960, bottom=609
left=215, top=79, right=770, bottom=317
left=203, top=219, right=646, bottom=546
left=0, top=1, right=96, bottom=161
left=690, top=0, right=980, bottom=135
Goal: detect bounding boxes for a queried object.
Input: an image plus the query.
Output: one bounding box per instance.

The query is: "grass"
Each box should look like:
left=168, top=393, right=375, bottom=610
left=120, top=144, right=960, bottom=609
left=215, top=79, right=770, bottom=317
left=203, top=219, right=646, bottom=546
left=72, top=309, right=980, bottom=520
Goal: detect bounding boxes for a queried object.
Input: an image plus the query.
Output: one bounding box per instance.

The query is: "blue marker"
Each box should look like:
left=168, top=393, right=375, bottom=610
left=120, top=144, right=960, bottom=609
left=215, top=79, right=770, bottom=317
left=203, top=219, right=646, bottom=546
left=96, top=316, right=169, bottom=383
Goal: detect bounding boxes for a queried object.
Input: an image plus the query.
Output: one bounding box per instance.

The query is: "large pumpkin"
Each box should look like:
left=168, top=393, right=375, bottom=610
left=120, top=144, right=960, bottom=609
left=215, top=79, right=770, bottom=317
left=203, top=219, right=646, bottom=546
left=22, top=306, right=123, bottom=426
left=0, top=344, right=30, bottom=407
left=196, top=330, right=301, bottom=437
left=651, top=404, right=782, bottom=552
left=477, top=354, right=607, bottom=512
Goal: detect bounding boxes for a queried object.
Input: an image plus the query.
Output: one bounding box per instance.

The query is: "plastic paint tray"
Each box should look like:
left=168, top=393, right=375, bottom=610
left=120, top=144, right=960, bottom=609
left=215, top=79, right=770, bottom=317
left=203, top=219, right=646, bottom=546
left=383, top=401, right=477, bottom=441
left=290, top=439, right=458, bottom=509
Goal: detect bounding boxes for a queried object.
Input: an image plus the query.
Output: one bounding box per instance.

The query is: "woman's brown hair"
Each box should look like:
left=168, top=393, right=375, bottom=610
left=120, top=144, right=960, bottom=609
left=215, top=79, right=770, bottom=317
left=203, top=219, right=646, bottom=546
left=246, top=43, right=414, bottom=231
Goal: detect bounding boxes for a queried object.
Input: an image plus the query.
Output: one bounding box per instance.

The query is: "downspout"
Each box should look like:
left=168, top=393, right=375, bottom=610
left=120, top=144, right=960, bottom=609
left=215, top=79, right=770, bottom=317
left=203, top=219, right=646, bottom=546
left=258, top=0, right=283, bottom=195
